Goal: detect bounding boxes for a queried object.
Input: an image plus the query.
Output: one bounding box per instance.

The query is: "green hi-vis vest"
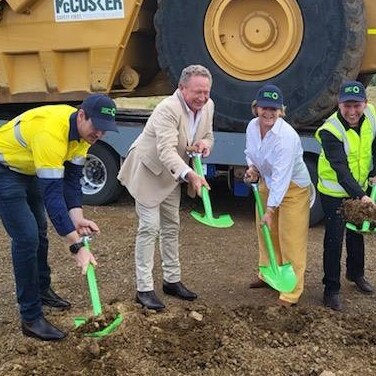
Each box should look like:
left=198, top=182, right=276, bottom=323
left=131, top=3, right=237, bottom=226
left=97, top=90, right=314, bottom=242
left=315, top=104, right=376, bottom=198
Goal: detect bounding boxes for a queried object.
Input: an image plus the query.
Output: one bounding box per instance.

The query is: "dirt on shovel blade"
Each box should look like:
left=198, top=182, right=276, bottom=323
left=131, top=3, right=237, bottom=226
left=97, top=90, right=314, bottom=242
left=340, top=199, right=376, bottom=227
left=75, top=306, right=120, bottom=335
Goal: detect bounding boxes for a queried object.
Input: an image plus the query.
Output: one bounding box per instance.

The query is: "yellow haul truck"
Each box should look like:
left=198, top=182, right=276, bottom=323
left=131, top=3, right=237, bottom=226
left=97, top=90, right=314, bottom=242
left=0, top=0, right=375, bottom=224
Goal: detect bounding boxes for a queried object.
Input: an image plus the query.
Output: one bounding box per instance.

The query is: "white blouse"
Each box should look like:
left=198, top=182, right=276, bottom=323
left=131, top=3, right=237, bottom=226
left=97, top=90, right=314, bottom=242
left=244, top=117, right=311, bottom=208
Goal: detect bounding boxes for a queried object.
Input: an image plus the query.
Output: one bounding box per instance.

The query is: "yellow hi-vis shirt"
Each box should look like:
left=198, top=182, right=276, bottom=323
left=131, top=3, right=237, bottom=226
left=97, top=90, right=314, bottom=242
left=0, top=105, right=90, bottom=177
left=315, top=104, right=376, bottom=197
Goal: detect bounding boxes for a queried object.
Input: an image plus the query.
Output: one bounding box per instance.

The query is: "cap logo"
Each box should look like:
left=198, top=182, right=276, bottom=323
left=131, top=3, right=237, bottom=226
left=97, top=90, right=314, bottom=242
left=263, top=91, right=279, bottom=100
left=344, top=86, right=360, bottom=94
left=100, top=107, right=116, bottom=117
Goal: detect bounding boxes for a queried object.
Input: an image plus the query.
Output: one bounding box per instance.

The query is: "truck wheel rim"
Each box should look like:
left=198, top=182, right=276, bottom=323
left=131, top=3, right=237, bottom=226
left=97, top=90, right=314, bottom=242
left=204, top=0, right=303, bottom=81
left=81, top=154, right=107, bottom=195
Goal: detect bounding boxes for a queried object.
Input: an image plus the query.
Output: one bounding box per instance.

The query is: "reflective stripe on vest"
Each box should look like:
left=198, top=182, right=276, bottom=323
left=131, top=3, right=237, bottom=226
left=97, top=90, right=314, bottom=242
left=364, top=106, right=376, bottom=138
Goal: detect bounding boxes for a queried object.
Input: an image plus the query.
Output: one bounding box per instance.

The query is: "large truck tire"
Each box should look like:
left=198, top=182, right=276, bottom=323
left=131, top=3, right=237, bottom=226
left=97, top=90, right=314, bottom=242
left=305, top=156, right=324, bottom=227
left=155, top=0, right=366, bottom=132
left=82, top=142, right=123, bottom=206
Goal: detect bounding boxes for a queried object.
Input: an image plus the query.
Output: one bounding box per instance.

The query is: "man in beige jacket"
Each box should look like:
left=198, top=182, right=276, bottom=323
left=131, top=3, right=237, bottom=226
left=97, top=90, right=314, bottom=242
left=118, top=65, right=214, bottom=310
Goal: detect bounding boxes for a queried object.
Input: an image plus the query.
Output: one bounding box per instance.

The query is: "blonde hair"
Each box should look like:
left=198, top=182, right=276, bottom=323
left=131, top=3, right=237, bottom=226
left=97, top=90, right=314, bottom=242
left=251, top=100, right=286, bottom=117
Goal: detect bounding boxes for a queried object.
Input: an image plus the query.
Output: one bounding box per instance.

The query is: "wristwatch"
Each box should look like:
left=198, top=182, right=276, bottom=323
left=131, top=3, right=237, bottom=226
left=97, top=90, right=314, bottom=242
left=69, top=241, right=85, bottom=254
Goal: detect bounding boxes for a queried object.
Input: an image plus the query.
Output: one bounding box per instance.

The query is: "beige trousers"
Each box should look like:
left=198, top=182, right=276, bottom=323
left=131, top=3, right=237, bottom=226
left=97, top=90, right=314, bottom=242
left=256, top=182, right=310, bottom=303
left=135, top=185, right=181, bottom=291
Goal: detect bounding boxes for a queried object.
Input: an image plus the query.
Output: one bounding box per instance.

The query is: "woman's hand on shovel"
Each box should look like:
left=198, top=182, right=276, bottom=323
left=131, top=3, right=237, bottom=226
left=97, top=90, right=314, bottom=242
left=260, top=207, right=274, bottom=228
left=75, top=248, right=97, bottom=275
left=244, top=165, right=260, bottom=184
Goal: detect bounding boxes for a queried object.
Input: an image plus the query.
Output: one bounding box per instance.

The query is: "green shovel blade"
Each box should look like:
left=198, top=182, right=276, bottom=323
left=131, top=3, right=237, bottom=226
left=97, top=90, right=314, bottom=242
left=74, top=314, right=123, bottom=337
left=190, top=210, right=234, bottom=228
left=259, top=263, right=297, bottom=293
left=251, top=183, right=297, bottom=293
left=73, top=237, right=123, bottom=337
left=346, top=185, right=376, bottom=234
left=190, top=153, right=234, bottom=228
left=345, top=221, right=376, bottom=233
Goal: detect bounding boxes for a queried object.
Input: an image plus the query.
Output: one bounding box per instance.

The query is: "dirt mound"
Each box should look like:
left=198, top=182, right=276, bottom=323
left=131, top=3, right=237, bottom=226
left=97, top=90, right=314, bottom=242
left=1, top=197, right=376, bottom=376
left=340, top=199, right=376, bottom=228
left=3, top=302, right=376, bottom=376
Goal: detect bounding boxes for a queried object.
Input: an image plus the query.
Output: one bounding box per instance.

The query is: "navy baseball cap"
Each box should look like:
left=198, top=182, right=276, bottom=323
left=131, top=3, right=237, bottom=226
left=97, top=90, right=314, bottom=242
left=255, top=84, right=283, bottom=109
left=339, top=80, right=367, bottom=103
left=81, top=94, right=118, bottom=132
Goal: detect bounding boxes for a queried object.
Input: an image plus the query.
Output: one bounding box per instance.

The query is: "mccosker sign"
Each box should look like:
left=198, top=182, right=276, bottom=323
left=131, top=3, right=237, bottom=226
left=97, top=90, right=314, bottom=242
left=54, top=0, right=124, bottom=22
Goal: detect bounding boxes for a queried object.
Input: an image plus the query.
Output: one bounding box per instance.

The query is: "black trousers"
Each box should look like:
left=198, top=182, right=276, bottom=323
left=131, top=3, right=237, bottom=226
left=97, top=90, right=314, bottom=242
left=320, top=193, right=364, bottom=294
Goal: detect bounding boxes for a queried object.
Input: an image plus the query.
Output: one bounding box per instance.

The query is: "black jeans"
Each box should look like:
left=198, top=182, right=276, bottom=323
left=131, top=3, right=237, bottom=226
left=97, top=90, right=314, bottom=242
left=320, top=193, right=364, bottom=295
left=0, top=165, right=50, bottom=321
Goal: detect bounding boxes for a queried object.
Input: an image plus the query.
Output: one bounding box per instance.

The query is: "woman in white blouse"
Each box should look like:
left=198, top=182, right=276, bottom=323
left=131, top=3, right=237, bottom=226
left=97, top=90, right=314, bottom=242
left=244, top=84, right=311, bottom=307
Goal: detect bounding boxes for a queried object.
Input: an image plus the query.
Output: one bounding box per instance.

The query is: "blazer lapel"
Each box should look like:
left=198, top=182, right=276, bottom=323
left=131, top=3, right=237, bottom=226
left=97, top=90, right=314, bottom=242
left=175, top=90, right=191, bottom=145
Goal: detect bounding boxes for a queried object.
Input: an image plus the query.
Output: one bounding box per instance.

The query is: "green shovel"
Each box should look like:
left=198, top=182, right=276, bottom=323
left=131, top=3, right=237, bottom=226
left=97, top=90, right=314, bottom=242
left=74, top=237, right=123, bottom=337
left=346, top=184, right=376, bottom=233
left=251, top=183, right=297, bottom=293
left=190, top=153, right=234, bottom=228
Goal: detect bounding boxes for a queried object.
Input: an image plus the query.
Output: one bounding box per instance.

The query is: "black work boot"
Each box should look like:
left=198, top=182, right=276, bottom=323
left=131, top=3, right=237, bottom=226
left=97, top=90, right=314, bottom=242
left=40, top=287, right=71, bottom=310
left=136, top=291, right=165, bottom=311
left=323, top=293, right=343, bottom=311
left=163, top=281, right=197, bottom=301
left=346, top=275, right=374, bottom=294
left=21, top=316, right=66, bottom=341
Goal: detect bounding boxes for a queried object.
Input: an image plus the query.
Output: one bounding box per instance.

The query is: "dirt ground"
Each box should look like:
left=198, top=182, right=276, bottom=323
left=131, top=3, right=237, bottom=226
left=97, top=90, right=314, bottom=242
left=1, top=182, right=376, bottom=376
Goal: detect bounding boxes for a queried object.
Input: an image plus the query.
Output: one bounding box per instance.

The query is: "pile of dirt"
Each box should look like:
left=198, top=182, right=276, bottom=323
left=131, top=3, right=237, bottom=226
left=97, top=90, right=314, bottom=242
left=3, top=302, right=376, bottom=376
left=1, top=192, right=376, bottom=375
left=74, top=306, right=122, bottom=336
left=340, top=199, right=376, bottom=227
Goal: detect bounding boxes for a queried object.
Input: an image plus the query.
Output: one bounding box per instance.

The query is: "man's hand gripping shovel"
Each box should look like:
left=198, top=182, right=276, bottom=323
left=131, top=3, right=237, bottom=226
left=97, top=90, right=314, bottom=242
left=188, top=152, right=234, bottom=228
left=74, top=237, right=123, bottom=337
left=250, top=182, right=297, bottom=293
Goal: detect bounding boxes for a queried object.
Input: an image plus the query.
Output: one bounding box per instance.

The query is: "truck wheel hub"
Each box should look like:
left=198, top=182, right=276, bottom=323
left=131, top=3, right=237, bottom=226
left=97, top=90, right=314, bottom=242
left=204, top=0, right=303, bottom=80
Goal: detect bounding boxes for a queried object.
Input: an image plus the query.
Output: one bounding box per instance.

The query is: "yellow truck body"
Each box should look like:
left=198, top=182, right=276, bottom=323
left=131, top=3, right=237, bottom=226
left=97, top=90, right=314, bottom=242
left=0, top=0, right=375, bottom=130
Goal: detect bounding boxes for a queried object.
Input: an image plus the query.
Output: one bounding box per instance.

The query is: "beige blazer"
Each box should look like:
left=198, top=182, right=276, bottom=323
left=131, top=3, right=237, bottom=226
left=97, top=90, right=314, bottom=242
left=117, top=90, right=214, bottom=207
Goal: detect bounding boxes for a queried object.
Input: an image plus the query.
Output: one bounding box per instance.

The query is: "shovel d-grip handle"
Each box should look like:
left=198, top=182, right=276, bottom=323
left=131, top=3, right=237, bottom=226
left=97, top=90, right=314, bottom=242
left=192, top=154, right=214, bottom=218
left=251, top=184, right=279, bottom=273
left=83, top=237, right=102, bottom=316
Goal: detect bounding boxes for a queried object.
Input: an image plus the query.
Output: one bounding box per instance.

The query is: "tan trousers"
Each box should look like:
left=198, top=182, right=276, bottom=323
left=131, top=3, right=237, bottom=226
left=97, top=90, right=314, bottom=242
left=135, top=185, right=181, bottom=291
left=256, top=182, right=310, bottom=303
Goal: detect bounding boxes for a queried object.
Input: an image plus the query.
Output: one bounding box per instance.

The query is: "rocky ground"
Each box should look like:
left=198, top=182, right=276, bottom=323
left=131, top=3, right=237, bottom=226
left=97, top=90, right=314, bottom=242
left=1, top=183, right=376, bottom=376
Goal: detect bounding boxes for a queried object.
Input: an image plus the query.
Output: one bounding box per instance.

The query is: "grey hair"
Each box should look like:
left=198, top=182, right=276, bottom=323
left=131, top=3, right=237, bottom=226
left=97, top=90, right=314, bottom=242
left=178, top=65, right=212, bottom=86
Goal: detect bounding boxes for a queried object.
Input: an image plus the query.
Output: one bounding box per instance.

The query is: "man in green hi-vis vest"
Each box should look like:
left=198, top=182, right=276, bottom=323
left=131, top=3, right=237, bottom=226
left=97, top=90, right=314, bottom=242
left=315, top=80, right=376, bottom=311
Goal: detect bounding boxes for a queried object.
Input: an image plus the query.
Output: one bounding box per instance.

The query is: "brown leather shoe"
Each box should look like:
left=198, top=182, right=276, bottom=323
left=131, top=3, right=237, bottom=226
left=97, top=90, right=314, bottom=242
left=277, top=299, right=295, bottom=308
left=249, top=279, right=269, bottom=289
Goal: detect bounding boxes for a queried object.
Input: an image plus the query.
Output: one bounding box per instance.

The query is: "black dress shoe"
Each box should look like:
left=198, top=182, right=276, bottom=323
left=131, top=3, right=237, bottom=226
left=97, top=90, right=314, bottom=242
left=22, top=317, right=66, bottom=341
left=40, top=287, right=71, bottom=310
left=136, top=291, right=165, bottom=311
left=163, top=281, right=197, bottom=301
left=346, top=275, right=374, bottom=294
left=323, top=293, right=343, bottom=311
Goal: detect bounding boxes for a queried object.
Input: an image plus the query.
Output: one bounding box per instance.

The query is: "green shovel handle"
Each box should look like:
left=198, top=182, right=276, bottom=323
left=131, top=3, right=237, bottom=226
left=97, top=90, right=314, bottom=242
left=361, top=184, right=376, bottom=231
left=83, top=237, right=102, bottom=316
left=192, top=154, right=214, bottom=218
left=370, top=184, right=376, bottom=201
left=251, top=183, right=279, bottom=273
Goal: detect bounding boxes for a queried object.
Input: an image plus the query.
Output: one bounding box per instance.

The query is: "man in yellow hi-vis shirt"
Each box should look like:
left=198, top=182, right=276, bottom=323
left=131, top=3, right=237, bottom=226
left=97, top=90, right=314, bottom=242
left=316, top=81, right=376, bottom=311
left=0, top=94, right=118, bottom=341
